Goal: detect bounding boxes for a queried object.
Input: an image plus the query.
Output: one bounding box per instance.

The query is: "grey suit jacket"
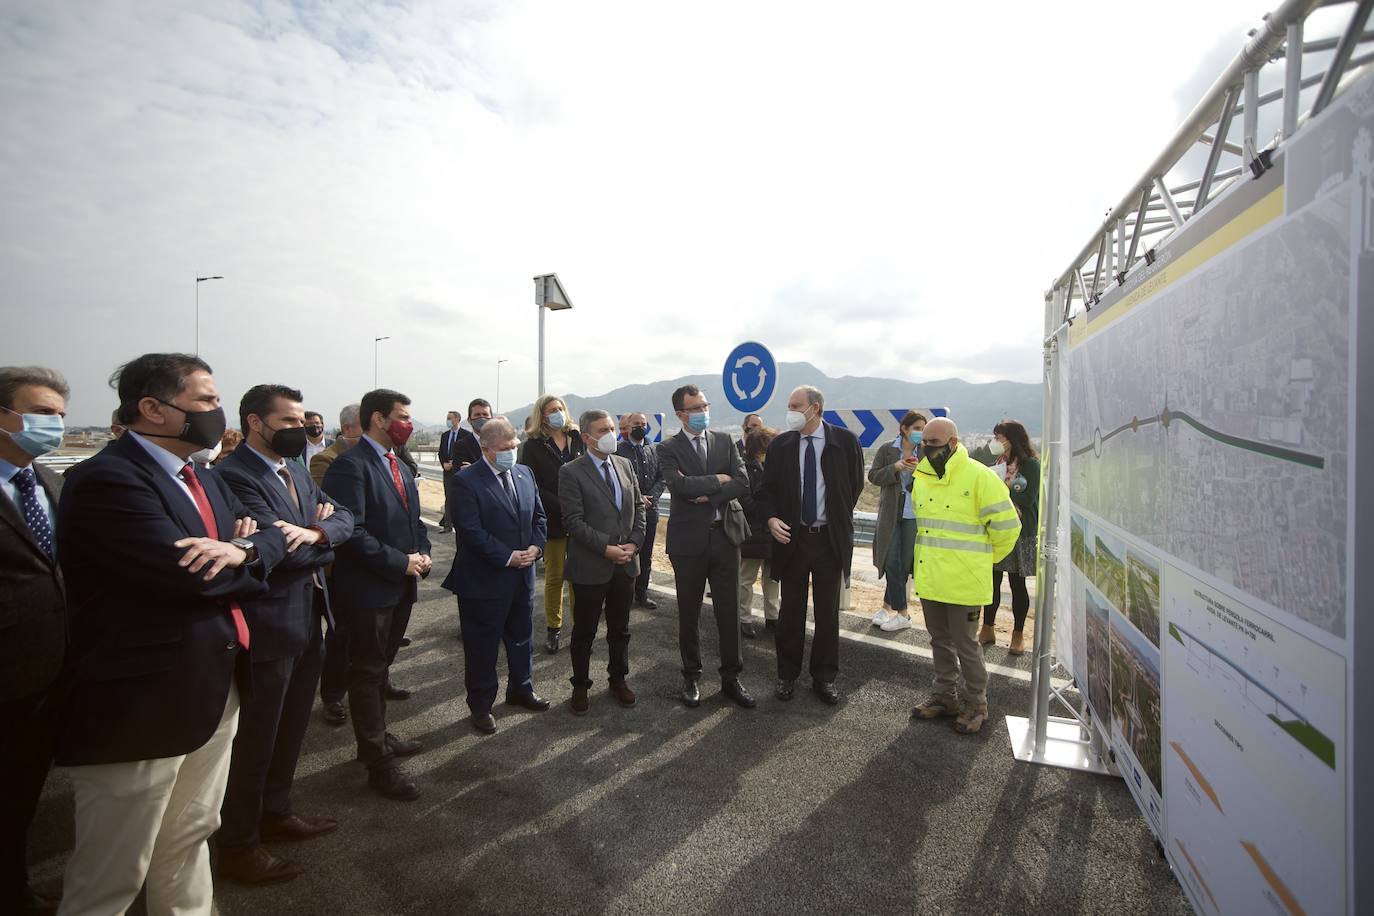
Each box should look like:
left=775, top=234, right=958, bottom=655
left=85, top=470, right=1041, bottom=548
left=0, top=461, right=65, bottom=701
left=559, top=454, right=646, bottom=585
left=657, top=429, right=749, bottom=555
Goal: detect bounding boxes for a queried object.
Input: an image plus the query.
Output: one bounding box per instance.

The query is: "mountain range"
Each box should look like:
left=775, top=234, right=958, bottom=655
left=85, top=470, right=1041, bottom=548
left=502, top=362, right=1041, bottom=437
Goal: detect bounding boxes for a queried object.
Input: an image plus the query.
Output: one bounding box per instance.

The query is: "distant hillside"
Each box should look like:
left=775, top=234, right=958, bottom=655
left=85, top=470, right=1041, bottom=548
left=505, top=362, right=1041, bottom=436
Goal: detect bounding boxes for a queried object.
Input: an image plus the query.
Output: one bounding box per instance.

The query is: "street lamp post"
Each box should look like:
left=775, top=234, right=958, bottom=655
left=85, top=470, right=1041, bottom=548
left=532, top=274, right=573, bottom=401
left=374, top=336, right=390, bottom=388
left=194, top=275, right=223, bottom=355
left=495, top=358, right=509, bottom=415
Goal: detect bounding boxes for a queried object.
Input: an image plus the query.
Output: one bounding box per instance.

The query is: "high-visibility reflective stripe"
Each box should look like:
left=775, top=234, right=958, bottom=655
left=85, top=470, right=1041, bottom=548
left=914, top=517, right=984, bottom=535
left=916, top=535, right=992, bottom=554
left=980, top=500, right=1013, bottom=517
left=987, top=518, right=1021, bottom=531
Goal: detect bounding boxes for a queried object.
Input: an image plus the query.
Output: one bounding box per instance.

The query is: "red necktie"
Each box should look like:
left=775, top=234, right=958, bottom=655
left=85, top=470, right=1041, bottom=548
left=387, top=452, right=409, bottom=508
left=179, top=464, right=251, bottom=648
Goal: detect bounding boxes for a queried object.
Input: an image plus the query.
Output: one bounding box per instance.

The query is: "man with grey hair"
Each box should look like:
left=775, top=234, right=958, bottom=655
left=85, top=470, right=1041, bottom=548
left=758, top=384, right=864, bottom=704
left=559, top=409, right=646, bottom=714
left=443, top=417, right=550, bottom=734
left=0, top=366, right=69, bottom=914
left=312, top=402, right=363, bottom=727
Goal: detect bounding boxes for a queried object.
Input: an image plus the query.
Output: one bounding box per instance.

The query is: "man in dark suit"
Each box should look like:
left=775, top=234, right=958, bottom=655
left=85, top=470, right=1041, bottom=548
left=757, top=385, right=864, bottom=705
left=657, top=385, right=754, bottom=709
left=437, top=410, right=476, bottom=534
left=455, top=398, right=490, bottom=468
left=55, top=353, right=286, bottom=915
left=309, top=403, right=362, bottom=727
left=0, top=366, right=68, bottom=915
left=616, top=411, right=664, bottom=609
left=321, top=388, right=431, bottom=801
left=213, top=385, right=355, bottom=885
left=562, top=410, right=646, bottom=714
left=443, top=418, right=550, bottom=734
left=301, top=410, right=331, bottom=467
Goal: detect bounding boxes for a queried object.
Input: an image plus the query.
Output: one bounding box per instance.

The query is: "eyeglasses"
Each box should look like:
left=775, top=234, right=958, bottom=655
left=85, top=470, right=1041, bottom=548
left=680, top=402, right=710, bottom=414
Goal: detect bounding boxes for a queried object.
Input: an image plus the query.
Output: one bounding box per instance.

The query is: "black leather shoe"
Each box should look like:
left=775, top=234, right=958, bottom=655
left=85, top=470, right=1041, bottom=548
left=764, top=619, right=777, bottom=632
left=813, top=681, right=841, bottom=705
left=367, top=766, right=420, bottom=801
left=321, top=700, right=347, bottom=726
left=384, top=684, right=412, bottom=701
left=260, top=812, right=339, bottom=842
left=385, top=732, right=423, bottom=756
left=775, top=679, right=796, bottom=701
left=740, top=621, right=757, bottom=639
left=545, top=629, right=561, bottom=654
left=680, top=678, right=701, bottom=708
left=635, top=596, right=658, bottom=610
left=471, top=712, right=497, bottom=734
left=506, top=692, right=551, bottom=711
left=217, top=844, right=302, bottom=885
left=399, top=634, right=412, bottom=647
left=721, top=678, right=756, bottom=708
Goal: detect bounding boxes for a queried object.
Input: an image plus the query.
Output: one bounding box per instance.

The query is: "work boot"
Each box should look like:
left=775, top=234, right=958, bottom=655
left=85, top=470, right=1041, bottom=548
left=954, top=703, right=989, bottom=735
left=977, top=624, right=996, bottom=646
left=1009, top=630, right=1026, bottom=656
left=911, top=694, right=961, bottom=719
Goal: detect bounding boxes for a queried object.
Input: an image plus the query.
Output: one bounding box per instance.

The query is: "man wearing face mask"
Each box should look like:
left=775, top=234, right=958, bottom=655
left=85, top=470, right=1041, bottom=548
left=757, top=385, right=865, bottom=705
left=455, top=399, right=491, bottom=469
left=321, top=389, right=432, bottom=800
left=560, top=410, right=646, bottom=715
left=301, top=411, right=331, bottom=466
left=212, top=385, right=355, bottom=884
left=658, top=385, right=754, bottom=709
left=443, top=418, right=549, bottom=734
left=0, top=366, right=69, bottom=915
left=54, top=353, right=287, bottom=916
left=908, top=417, right=1021, bottom=735
left=309, top=404, right=362, bottom=488
left=615, top=411, right=664, bottom=609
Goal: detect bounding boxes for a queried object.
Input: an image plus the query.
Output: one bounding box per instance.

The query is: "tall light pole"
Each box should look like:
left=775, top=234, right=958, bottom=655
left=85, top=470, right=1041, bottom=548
left=373, top=336, right=390, bottom=388
left=532, top=274, right=573, bottom=401
left=495, top=358, right=509, bottom=415
left=194, top=275, right=223, bottom=355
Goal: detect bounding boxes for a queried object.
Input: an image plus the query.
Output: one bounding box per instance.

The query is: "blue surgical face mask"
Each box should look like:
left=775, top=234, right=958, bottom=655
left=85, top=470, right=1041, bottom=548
left=0, top=406, right=65, bottom=457
left=492, top=448, right=517, bottom=470
left=687, top=411, right=710, bottom=431
left=546, top=410, right=566, bottom=430
left=908, top=430, right=923, bottom=446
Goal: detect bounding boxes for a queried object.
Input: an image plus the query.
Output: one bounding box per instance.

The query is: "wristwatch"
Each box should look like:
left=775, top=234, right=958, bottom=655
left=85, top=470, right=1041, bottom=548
left=230, top=537, right=258, bottom=564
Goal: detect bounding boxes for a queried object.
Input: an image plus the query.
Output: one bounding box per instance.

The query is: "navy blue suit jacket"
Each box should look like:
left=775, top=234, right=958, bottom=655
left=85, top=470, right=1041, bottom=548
left=54, top=433, right=288, bottom=766
left=322, top=437, right=431, bottom=609
left=215, top=446, right=354, bottom=662
left=442, top=460, right=546, bottom=603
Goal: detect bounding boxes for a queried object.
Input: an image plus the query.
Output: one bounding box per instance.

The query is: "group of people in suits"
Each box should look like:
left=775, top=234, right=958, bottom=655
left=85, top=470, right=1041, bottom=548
left=1, top=355, right=1020, bottom=916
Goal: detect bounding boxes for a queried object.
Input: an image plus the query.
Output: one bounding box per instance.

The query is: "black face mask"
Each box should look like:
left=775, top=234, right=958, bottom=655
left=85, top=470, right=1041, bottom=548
left=630, top=426, right=647, bottom=441
left=926, top=444, right=952, bottom=478
left=305, top=425, right=324, bottom=438
left=152, top=399, right=227, bottom=449
left=262, top=422, right=309, bottom=459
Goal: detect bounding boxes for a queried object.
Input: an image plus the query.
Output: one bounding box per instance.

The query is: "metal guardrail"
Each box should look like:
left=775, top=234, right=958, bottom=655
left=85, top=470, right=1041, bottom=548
left=35, top=453, right=88, bottom=473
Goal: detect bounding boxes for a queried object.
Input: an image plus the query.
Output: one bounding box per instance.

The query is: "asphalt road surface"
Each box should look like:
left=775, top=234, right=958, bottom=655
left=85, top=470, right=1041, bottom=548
left=28, top=529, right=1189, bottom=916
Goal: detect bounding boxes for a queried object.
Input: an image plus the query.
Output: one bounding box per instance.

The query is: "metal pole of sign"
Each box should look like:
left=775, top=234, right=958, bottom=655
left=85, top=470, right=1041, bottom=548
left=537, top=276, right=546, bottom=400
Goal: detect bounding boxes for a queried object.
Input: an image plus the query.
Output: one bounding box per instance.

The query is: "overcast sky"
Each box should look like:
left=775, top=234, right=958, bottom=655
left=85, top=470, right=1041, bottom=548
left=0, top=0, right=1302, bottom=425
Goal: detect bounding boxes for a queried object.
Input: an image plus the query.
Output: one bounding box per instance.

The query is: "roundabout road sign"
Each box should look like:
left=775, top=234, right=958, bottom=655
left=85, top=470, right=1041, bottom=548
left=722, top=341, right=777, bottom=413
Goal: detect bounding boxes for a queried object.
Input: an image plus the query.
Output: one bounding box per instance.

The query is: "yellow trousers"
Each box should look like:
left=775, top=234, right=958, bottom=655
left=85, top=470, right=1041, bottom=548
left=543, top=537, right=573, bottom=629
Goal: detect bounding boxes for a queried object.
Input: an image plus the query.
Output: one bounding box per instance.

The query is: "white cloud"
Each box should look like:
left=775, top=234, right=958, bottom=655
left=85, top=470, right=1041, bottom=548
left=1, top=0, right=1266, bottom=423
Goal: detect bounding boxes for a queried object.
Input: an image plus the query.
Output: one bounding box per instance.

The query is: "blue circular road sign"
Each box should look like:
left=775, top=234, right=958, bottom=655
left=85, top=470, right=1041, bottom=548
left=722, top=341, right=777, bottom=413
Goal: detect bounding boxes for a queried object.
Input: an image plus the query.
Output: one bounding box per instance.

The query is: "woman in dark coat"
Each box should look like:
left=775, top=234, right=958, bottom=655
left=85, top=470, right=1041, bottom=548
left=981, top=419, right=1040, bottom=655
left=736, top=427, right=778, bottom=638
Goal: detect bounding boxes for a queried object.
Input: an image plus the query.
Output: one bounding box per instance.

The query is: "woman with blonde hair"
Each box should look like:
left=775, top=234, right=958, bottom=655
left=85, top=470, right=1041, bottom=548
left=518, top=395, right=585, bottom=653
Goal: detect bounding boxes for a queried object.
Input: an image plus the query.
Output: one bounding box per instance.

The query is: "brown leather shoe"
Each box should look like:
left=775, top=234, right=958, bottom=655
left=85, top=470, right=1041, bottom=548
left=571, top=686, right=590, bottom=715
left=608, top=680, right=637, bottom=707
left=217, top=844, right=302, bottom=885
left=260, top=812, right=339, bottom=842
left=977, top=624, right=996, bottom=646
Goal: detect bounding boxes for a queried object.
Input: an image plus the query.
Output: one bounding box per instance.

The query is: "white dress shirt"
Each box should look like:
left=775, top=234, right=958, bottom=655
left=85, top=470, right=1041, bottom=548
left=797, top=422, right=828, bottom=524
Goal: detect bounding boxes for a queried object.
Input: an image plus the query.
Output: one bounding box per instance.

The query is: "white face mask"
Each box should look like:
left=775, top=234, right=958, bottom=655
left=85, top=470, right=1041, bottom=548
left=784, top=408, right=810, bottom=431
left=592, top=431, right=617, bottom=455
left=189, top=440, right=223, bottom=465
left=988, top=440, right=1005, bottom=457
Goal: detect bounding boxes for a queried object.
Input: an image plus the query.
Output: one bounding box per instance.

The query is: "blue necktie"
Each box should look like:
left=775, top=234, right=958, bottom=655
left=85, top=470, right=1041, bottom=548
left=801, top=435, right=817, bottom=526
left=12, top=467, right=55, bottom=559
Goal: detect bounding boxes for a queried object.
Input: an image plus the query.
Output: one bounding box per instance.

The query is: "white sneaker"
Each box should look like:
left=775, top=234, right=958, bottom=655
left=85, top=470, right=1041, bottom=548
left=881, top=614, right=913, bottom=632
left=872, top=609, right=892, bottom=627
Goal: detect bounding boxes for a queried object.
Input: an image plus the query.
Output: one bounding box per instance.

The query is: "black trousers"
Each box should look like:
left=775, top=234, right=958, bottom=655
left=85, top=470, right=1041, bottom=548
left=985, top=570, right=1031, bottom=630
left=776, top=527, right=843, bottom=684
left=634, top=506, right=659, bottom=600
left=670, top=526, right=743, bottom=681
left=344, top=597, right=413, bottom=771
left=0, top=687, right=59, bottom=907
left=439, top=469, right=453, bottom=527
left=457, top=590, right=535, bottom=715
left=319, top=597, right=349, bottom=704
left=569, top=576, right=633, bottom=688
left=219, top=604, right=325, bottom=853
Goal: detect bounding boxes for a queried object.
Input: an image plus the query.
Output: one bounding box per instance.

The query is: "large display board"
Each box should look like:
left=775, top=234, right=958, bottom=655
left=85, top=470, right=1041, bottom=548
left=1056, top=71, right=1371, bottom=916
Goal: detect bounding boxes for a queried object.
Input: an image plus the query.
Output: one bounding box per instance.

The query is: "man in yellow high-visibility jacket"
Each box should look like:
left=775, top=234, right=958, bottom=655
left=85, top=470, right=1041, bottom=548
left=909, top=417, right=1021, bottom=734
